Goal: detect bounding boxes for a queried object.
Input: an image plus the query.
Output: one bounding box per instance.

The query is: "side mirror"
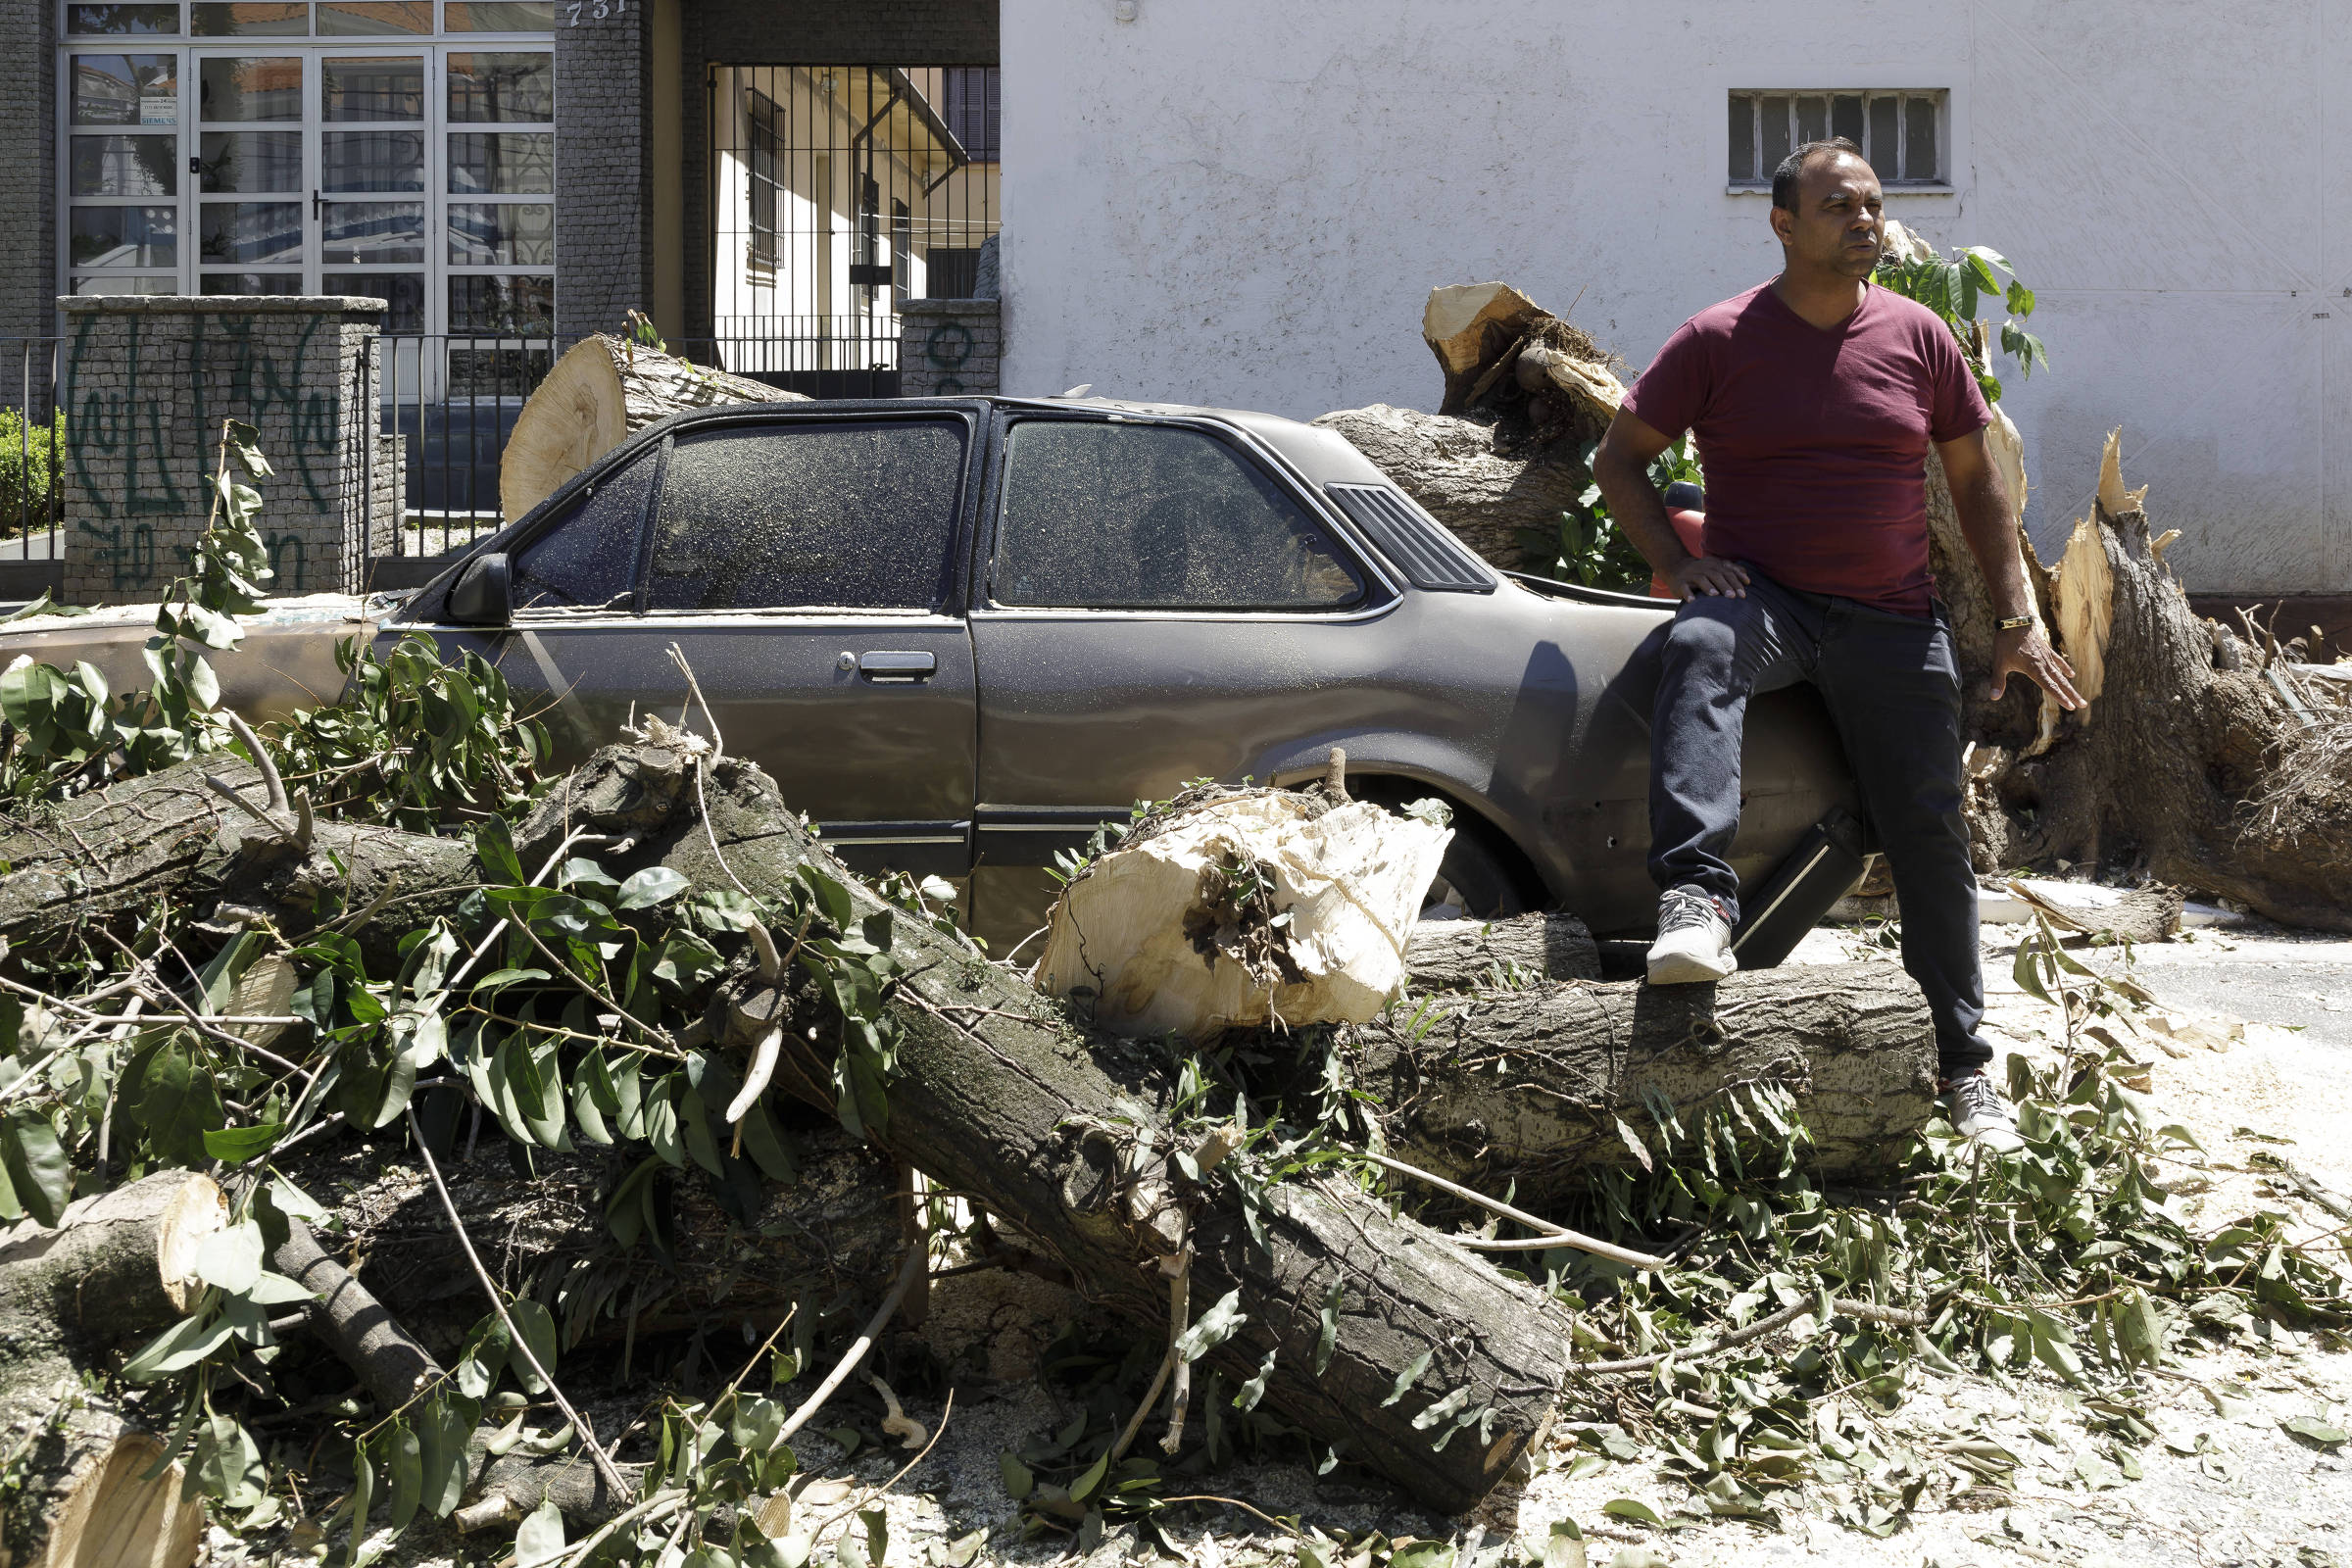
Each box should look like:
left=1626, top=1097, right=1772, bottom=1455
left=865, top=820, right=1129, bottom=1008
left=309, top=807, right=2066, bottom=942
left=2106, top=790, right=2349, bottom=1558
left=448, top=552, right=512, bottom=625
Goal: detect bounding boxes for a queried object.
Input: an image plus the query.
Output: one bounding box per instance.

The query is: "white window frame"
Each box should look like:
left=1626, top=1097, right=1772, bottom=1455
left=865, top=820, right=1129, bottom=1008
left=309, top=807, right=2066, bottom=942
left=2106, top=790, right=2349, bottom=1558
left=1725, top=87, right=1955, bottom=195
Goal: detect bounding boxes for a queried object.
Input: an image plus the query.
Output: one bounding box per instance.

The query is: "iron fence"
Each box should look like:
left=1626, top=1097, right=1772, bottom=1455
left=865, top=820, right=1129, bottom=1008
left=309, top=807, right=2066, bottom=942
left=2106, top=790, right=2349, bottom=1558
left=0, top=340, right=65, bottom=569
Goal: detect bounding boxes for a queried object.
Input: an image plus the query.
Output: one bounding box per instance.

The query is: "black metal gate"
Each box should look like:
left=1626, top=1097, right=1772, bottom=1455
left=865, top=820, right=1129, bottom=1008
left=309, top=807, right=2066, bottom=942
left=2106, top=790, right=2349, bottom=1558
left=708, top=65, right=999, bottom=398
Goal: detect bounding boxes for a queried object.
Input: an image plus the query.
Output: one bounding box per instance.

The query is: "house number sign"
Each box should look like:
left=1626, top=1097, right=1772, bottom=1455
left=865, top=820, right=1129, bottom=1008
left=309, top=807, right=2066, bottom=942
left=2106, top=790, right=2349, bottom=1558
left=564, top=0, right=626, bottom=22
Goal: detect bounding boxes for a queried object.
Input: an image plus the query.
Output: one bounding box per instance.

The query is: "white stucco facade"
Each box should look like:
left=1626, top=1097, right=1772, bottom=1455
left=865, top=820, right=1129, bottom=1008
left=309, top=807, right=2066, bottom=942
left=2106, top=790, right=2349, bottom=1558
left=1000, top=0, right=2352, bottom=594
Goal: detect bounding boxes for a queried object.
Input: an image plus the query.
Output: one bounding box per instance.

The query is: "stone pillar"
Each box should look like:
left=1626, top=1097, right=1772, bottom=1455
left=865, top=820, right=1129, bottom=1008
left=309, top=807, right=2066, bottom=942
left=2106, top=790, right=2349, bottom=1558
left=0, top=0, right=57, bottom=342
left=557, top=2, right=653, bottom=338
left=898, top=298, right=1002, bottom=398
left=57, top=296, right=393, bottom=606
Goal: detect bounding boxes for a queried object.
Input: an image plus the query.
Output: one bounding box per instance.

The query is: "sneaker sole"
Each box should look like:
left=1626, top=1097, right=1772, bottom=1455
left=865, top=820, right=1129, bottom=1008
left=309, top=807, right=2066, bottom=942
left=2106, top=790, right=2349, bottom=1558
left=1645, top=950, right=1739, bottom=985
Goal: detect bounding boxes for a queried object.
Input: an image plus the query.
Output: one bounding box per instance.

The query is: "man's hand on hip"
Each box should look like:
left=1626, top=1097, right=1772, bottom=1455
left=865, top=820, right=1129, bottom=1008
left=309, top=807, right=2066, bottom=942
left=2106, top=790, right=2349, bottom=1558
left=1988, top=622, right=2084, bottom=710
left=1668, top=556, right=1752, bottom=600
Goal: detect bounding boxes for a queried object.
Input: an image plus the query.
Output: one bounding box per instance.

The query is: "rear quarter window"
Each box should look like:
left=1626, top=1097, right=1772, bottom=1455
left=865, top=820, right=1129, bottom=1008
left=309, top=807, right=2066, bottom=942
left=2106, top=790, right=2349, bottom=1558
left=512, top=451, right=656, bottom=612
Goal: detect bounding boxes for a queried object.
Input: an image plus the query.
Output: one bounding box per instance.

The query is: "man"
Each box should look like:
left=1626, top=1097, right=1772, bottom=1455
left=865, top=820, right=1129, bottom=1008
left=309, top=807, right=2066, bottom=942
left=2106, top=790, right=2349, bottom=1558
left=1592, top=138, right=2082, bottom=1147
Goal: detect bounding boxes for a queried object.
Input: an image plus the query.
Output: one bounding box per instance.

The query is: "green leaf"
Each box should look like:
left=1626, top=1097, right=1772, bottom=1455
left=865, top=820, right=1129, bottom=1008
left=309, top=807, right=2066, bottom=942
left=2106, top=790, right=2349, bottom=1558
left=194, top=1219, right=267, bottom=1296
left=679, top=1083, right=725, bottom=1177
left=1389, top=1544, right=1453, bottom=1568
left=739, top=1097, right=798, bottom=1183
left=192, top=1414, right=267, bottom=1508
left=2, top=1108, right=71, bottom=1228
left=474, top=816, right=526, bottom=886
left=1173, top=1289, right=1247, bottom=1362
left=1600, top=1497, right=1664, bottom=1525
left=999, top=1451, right=1034, bottom=1500
left=385, top=1422, right=422, bottom=1530
left=416, top=1396, right=474, bottom=1519
left=1070, top=1448, right=1111, bottom=1503
left=514, top=1496, right=566, bottom=1568
left=507, top=1298, right=559, bottom=1395
left=1381, top=1348, right=1433, bottom=1407
left=617, top=866, right=690, bottom=910
left=1314, top=1277, right=1344, bottom=1375
left=2284, top=1416, right=2349, bottom=1448
left=202, top=1121, right=283, bottom=1164
left=1543, top=1521, right=1587, bottom=1568
left=858, top=1509, right=887, bottom=1568
left=349, top=1437, right=375, bottom=1559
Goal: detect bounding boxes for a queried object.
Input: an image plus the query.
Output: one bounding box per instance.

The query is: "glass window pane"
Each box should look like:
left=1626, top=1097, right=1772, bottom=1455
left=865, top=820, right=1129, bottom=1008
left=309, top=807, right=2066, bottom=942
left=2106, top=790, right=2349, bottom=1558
left=71, top=274, right=179, bottom=294
left=323, top=55, right=422, bottom=120
left=67, top=6, right=182, bottom=34
left=651, top=422, right=967, bottom=612
left=201, top=199, right=302, bottom=262
left=1727, top=94, right=1753, bottom=182
left=316, top=1, right=430, bottom=31
left=201, top=56, right=301, bottom=120
left=202, top=271, right=304, bottom=293
left=71, top=134, right=177, bottom=195
left=449, top=273, right=553, bottom=334
left=322, top=270, right=424, bottom=333
left=71, top=205, right=178, bottom=268
left=1758, top=95, right=1791, bottom=178
left=199, top=129, right=301, bottom=191
left=447, top=52, right=553, bottom=122
left=1796, top=94, right=1828, bottom=144
left=324, top=128, right=424, bottom=190
left=448, top=201, right=552, bottom=264
left=1867, top=95, right=1900, bottom=180
left=73, top=55, right=178, bottom=125
left=1903, top=96, right=1939, bottom=181
left=514, top=453, right=655, bottom=611
left=448, top=131, right=552, bottom=192
left=323, top=200, right=423, bottom=263
left=442, top=1, right=556, bottom=28
left=994, top=421, right=1365, bottom=611
left=190, top=2, right=309, bottom=34
left=1831, top=93, right=1864, bottom=145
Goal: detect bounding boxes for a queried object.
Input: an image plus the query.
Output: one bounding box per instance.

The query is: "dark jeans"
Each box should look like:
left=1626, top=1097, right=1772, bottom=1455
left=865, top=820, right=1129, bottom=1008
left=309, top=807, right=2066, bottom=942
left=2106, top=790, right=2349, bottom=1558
left=1648, top=571, right=1992, bottom=1077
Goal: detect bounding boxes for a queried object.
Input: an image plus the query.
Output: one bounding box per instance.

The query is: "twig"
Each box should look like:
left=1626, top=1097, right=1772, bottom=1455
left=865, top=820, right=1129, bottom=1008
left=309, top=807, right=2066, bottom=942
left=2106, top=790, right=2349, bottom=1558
left=405, top=1104, right=631, bottom=1498
left=1157, top=1243, right=1195, bottom=1456
left=222, top=710, right=289, bottom=814
left=773, top=1242, right=926, bottom=1448
left=1571, top=1296, right=1927, bottom=1377
left=664, top=643, right=725, bottom=762
left=543, top=1488, right=686, bottom=1568
left=1109, top=1245, right=1189, bottom=1464
left=2276, top=1158, right=2352, bottom=1225
left=1356, top=1150, right=1672, bottom=1270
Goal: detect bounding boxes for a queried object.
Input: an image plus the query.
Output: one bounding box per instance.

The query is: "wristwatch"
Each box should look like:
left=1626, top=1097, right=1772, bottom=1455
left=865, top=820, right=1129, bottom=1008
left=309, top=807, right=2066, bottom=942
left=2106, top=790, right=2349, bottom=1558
left=1995, top=614, right=2034, bottom=631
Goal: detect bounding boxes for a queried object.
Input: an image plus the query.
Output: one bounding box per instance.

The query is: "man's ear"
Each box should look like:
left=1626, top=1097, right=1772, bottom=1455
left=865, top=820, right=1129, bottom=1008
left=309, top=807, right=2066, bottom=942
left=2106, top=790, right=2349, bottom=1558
left=1767, top=204, right=1793, bottom=246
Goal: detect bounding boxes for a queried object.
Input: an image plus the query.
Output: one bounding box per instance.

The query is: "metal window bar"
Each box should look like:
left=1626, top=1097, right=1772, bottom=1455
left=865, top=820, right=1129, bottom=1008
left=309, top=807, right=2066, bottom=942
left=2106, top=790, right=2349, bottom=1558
left=707, top=64, right=1000, bottom=396
left=1729, top=90, right=1943, bottom=186
left=0, top=339, right=65, bottom=572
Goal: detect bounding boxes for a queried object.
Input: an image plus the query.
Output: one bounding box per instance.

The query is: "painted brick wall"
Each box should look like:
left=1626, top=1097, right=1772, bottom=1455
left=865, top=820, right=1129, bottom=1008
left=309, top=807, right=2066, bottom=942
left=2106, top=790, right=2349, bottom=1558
left=899, top=299, right=999, bottom=397
left=0, top=0, right=57, bottom=342
left=678, top=0, right=999, bottom=339
left=58, top=297, right=392, bottom=605
left=557, top=3, right=654, bottom=337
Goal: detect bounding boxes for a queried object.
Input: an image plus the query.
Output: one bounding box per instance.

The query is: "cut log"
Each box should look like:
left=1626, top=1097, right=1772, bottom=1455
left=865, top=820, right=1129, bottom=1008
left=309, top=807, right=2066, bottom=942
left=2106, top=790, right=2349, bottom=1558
left=501, top=335, right=808, bottom=522
left=1034, top=787, right=1451, bottom=1042
left=0, top=1172, right=227, bottom=1568
left=1310, top=404, right=1589, bottom=570
left=1404, top=913, right=1602, bottom=993
left=1343, top=963, right=1937, bottom=1202
left=1425, top=282, right=1545, bottom=415
left=640, top=750, right=1574, bottom=1515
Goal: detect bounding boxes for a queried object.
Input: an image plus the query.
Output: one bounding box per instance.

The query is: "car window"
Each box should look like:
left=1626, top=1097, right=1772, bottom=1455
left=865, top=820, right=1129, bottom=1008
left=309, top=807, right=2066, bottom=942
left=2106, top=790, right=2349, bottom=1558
left=512, top=451, right=655, bottom=612
left=647, top=419, right=966, bottom=612
left=992, top=420, right=1364, bottom=611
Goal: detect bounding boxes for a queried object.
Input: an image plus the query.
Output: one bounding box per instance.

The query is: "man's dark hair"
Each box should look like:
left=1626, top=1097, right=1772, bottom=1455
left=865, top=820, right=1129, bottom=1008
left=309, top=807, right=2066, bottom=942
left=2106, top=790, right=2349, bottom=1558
left=1772, top=137, right=1865, bottom=211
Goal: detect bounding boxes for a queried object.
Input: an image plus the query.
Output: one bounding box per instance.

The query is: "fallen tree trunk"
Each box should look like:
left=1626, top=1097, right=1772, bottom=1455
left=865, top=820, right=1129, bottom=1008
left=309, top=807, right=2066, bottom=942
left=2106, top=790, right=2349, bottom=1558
left=0, top=754, right=482, bottom=963
left=645, top=751, right=1574, bottom=1514
left=1343, top=964, right=1937, bottom=1204
left=1404, top=912, right=1602, bottom=993
left=0, top=1171, right=227, bottom=1568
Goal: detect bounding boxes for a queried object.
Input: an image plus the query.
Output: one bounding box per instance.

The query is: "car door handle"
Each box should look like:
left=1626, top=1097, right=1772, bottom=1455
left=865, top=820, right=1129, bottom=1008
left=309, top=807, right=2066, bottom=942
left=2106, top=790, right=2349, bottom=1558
left=858, top=651, right=937, bottom=681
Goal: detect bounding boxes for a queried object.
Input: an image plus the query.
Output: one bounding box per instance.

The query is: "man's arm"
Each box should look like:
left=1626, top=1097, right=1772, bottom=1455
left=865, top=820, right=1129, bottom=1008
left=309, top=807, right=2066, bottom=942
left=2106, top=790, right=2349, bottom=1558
left=1593, top=409, right=1750, bottom=599
left=1935, top=426, right=2084, bottom=710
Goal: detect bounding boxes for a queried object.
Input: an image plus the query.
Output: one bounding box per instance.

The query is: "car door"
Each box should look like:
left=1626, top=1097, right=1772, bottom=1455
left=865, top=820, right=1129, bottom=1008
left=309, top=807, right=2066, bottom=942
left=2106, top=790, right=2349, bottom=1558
left=963, top=410, right=1394, bottom=945
left=448, top=409, right=981, bottom=879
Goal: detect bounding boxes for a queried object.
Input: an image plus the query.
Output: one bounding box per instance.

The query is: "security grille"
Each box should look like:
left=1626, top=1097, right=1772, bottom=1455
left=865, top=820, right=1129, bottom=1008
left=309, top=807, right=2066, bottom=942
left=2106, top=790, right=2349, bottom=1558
left=710, top=65, right=999, bottom=399
left=1728, top=90, right=1945, bottom=188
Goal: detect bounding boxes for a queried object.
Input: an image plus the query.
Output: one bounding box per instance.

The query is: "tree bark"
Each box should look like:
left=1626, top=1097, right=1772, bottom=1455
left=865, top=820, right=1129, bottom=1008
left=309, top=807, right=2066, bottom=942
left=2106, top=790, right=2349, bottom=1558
left=644, top=751, right=1575, bottom=1515
left=1404, top=913, right=1602, bottom=993
left=1312, top=404, right=1587, bottom=571
left=0, top=1172, right=227, bottom=1568
left=1343, top=963, right=1936, bottom=1203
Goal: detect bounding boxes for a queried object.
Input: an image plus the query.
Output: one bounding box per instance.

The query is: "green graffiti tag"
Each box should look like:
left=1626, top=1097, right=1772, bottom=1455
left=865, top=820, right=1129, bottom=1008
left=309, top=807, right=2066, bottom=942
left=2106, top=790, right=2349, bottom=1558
left=263, top=531, right=309, bottom=591
left=64, top=314, right=185, bottom=521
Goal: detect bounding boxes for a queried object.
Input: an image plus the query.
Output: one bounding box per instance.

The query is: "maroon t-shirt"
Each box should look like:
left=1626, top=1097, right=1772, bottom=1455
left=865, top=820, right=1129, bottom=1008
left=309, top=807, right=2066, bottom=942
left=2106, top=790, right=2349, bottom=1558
left=1622, top=280, right=1990, bottom=616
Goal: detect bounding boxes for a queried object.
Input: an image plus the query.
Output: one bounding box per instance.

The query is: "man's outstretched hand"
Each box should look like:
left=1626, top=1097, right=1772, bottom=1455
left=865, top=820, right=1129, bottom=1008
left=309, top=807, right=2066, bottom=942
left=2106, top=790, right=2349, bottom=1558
left=1989, top=622, right=2084, bottom=710
left=1668, top=556, right=1753, bottom=600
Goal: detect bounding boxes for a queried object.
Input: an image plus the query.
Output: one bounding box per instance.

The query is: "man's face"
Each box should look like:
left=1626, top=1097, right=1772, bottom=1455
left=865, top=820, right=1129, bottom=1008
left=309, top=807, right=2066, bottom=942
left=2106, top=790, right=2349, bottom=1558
left=1771, top=151, right=1886, bottom=279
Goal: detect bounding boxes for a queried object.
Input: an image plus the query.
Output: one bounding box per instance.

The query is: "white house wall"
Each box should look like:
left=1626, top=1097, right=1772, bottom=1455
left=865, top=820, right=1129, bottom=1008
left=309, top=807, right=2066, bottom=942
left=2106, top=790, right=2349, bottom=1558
left=1001, top=0, right=2352, bottom=594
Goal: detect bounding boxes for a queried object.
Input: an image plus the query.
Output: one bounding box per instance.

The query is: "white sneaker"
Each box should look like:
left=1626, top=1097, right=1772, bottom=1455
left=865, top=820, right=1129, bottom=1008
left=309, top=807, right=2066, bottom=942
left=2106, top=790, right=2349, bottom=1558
left=1646, top=887, right=1738, bottom=985
left=1944, top=1068, right=2026, bottom=1152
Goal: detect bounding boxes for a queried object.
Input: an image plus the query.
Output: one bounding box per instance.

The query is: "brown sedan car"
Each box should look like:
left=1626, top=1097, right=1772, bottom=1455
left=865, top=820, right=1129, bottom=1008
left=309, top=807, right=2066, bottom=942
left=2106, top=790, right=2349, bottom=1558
left=391, top=396, right=1857, bottom=954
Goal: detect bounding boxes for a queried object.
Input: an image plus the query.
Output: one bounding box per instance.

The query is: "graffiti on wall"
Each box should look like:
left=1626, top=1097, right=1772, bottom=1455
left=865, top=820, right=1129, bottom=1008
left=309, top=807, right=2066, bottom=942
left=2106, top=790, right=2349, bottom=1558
left=62, top=311, right=348, bottom=589
left=923, top=320, right=974, bottom=394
